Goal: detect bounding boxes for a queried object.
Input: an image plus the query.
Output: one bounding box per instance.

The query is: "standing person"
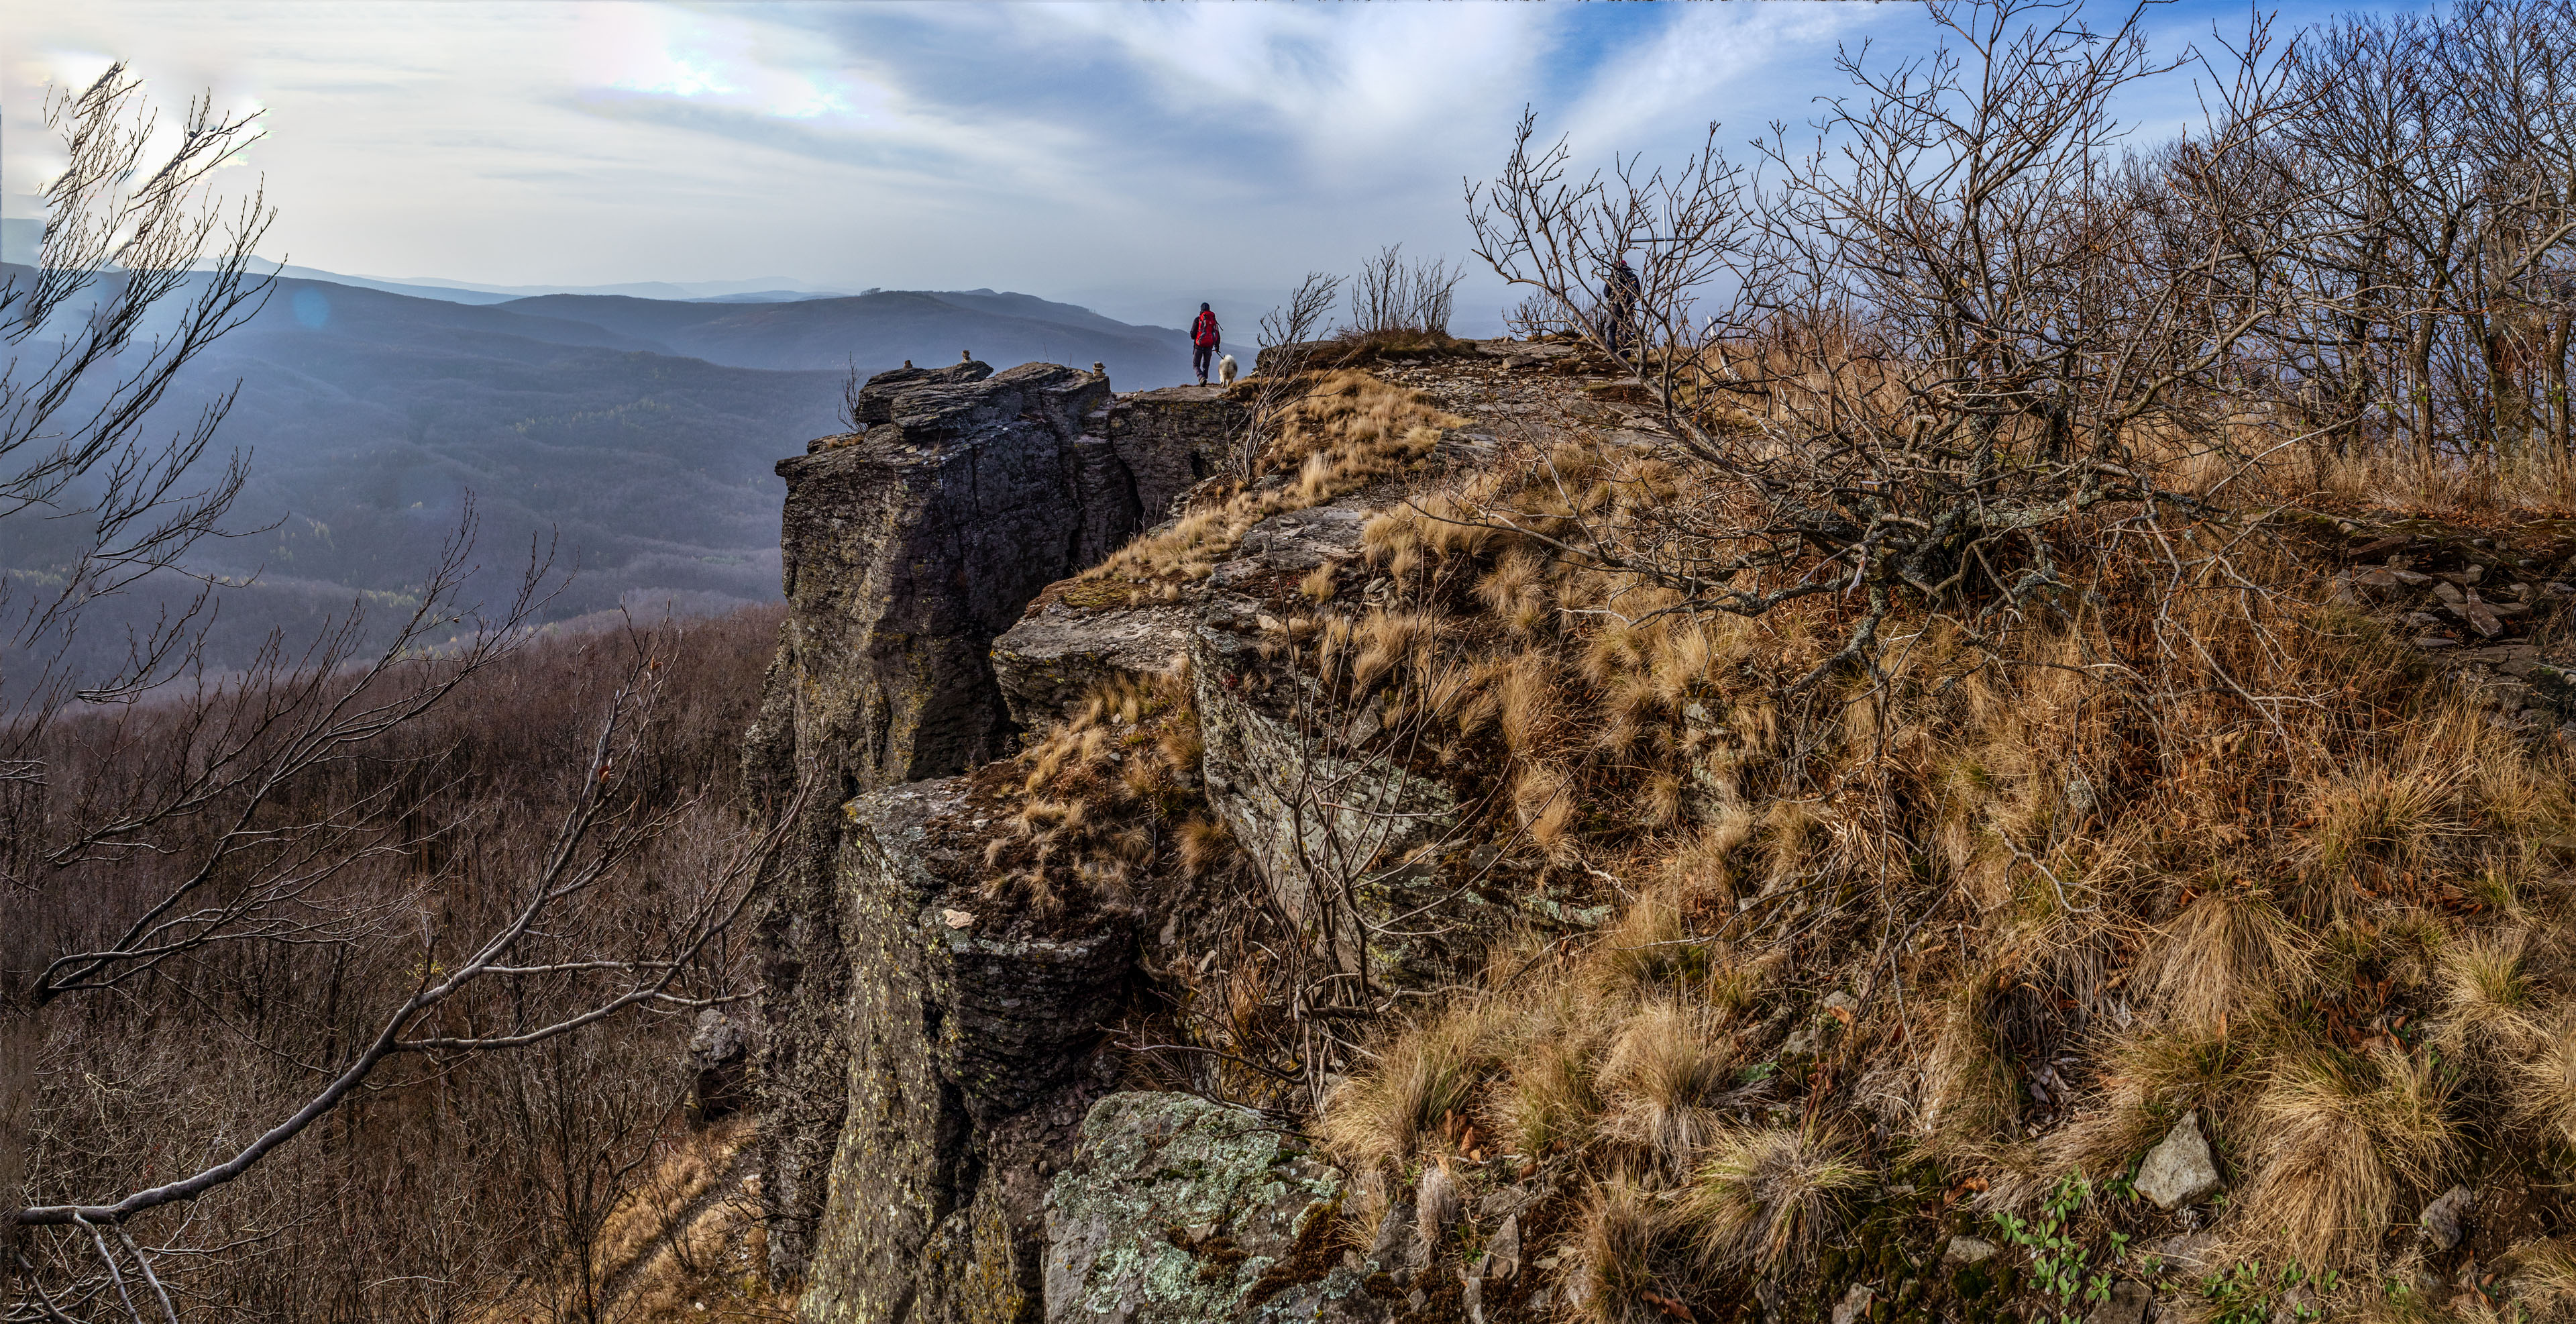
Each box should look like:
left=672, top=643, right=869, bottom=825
left=1191, top=303, right=1222, bottom=385
left=1603, top=254, right=1642, bottom=362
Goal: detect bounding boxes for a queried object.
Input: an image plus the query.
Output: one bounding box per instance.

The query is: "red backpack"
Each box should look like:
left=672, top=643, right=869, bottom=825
left=1193, top=311, right=1220, bottom=346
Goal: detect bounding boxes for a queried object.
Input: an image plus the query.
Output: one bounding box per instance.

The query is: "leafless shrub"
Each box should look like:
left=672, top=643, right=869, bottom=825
left=1465, top=1, right=2332, bottom=695
left=1505, top=293, right=1579, bottom=340
left=1234, top=272, right=1345, bottom=478
left=1346, top=244, right=1465, bottom=338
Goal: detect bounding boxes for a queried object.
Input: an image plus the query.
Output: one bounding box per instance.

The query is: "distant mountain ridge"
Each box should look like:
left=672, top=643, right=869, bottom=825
left=0, top=261, right=1197, bottom=680
left=0, top=219, right=837, bottom=305
left=496, top=289, right=1187, bottom=374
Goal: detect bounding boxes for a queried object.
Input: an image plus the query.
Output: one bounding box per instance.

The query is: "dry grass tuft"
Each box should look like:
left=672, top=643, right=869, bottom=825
left=979, top=671, right=1201, bottom=920
left=1572, top=1179, right=1699, bottom=1324
left=1319, top=1008, right=1492, bottom=1170
left=2237, top=1047, right=2456, bottom=1270
left=1601, top=1001, right=1732, bottom=1166
left=1351, top=609, right=1440, bottom=692
left=2143, top=889, right=2312, bottom=1030
left=1684, top=1126, right=1867, bottom=1273
left=2501, top=1237, right=2576, bottom=1321
left=2436, top=927, right=2540, bottom=1058
left=1497, top=1026, right=1604, bottom=1158
left=2514, top=1007, right=2576, bottom=1147
left=1923, top=984, right=2021, bottom=1148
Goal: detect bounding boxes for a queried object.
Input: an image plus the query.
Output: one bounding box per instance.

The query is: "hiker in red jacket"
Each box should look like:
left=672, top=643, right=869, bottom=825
left=1191, top=303, right=1222, bottom=385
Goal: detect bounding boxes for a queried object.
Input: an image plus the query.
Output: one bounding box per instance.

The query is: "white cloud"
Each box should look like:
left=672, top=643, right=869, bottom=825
left=1560, top=5, right=1880, bottom=154
left=0, top=0, right=2263, bottom=328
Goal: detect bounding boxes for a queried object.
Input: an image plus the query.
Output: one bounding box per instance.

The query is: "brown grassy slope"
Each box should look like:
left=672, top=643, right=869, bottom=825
left=1292, top=421, right=2576, bottom=1324
left=1058, top=369, right=1463, bottom=607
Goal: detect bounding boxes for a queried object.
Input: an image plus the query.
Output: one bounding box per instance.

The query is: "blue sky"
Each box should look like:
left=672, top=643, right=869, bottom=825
left=3, top=0, right=2398, bottom=333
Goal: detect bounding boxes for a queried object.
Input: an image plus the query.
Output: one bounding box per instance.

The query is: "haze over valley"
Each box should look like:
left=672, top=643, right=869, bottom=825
left=0, top=248, right=1198, bottom=676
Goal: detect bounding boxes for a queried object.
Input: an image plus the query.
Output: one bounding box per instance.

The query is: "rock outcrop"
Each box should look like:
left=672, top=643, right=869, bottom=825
left=1188, top=610, right=1477, bottom=987
left=798, top=779, right=1134, bottom=1324
left=769, top=359, right=1127, bottom=789
left=749, top=356, right=1543, bottom=1323
left=1105, top=385, right=1246, bottom=521
left=685, top=1009, right=751, bottom=1124
left=1044, top=1092, right=1383, bottom=1324
left=748, top=361, right=1238, bottom=1289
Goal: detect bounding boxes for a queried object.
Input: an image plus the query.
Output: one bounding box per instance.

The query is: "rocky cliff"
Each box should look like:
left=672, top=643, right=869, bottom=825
left=749, top=350, right=1601, bottom=1324
left=750, top=334, right=2576, bottom=1324
left=746, top=360, right=1252, bottom=1298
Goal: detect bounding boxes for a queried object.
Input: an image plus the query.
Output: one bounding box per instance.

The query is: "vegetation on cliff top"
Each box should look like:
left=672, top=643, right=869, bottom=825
left=994, top=0, right=2576, bottom=1319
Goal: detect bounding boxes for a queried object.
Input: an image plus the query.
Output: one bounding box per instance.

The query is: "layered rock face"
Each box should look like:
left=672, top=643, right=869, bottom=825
left=748, top=362, right=1239, bottom=1288
left=770, top=359, right=1121, bottom=788
left=799, top=780, right=1132, bottom=1324
left=751, top=360, right=1518, bottom=1324
left=1104, top=385, right=1244, bottom=519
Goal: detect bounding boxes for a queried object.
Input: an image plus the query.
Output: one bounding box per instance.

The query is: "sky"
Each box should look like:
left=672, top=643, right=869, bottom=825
left=3, top=0, right=2387, bottom=334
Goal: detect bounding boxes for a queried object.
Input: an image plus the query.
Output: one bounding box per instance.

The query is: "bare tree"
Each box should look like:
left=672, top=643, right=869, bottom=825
left=0, top=65, right=274, bottom=676
left=2268, top=0, right=2576, bottom=465
left=0, top=68, right=810, bottom=1321
left=1463, top=0, right=2330, bottom=686
left=1234, top=272, right=1344, bottom=478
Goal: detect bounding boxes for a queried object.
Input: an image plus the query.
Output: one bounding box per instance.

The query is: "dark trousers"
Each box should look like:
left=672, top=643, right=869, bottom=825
left=1604, top=303, right=1635, bottom=358
left=1193, top=343, right=1217, bottom=382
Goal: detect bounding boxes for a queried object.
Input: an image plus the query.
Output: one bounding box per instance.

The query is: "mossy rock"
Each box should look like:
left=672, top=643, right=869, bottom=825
left=1043, top=1092, right=1385, bottom=1324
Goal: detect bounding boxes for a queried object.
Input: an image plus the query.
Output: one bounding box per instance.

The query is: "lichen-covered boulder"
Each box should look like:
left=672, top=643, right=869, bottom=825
left=1044, top=1092, right=1387, bottom=1324
left=685, top=1009, right=751, bottom=1124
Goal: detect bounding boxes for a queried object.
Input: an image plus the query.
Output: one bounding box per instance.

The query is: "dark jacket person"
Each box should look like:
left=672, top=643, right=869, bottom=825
left=1191, top=303, right=1222, bottom=385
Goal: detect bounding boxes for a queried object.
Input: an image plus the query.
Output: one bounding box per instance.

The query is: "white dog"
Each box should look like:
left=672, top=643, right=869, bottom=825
left=1218, top=354, right=1238, bottom=385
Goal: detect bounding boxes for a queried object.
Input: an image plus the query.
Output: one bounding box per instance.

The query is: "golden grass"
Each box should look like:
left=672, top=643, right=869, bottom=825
left=1318, top=1005, right=1495, bottom=1170
left=2501, top=1236, right=2576, bottom=1321
left=2235, top=1046, right=2457, bottom=1270
left=2436, top=926, right=2542, bottom=1058
left=1257, top=352, right=2576, bottom=1311
left=1497, top=1026, right=1603, bottom=1158
left=1684, top=1126, right=1868, bottom=1273
left=979, top=670, right=1203, bottom=919
left=1571, top=1179, right=1699, bottom=1324
left=2036, top=1021, right=2267, bottom=1191
left=1077, top=370, right=1461, bottom=596
left=1600, top=1000, right=1732, bottom=1166
left=2142, top=889, right=2314, bottom=1030
left=1921, top=983, right=2021, bottom=1149
left=2513, top=1007, right=2576, bottom=1147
